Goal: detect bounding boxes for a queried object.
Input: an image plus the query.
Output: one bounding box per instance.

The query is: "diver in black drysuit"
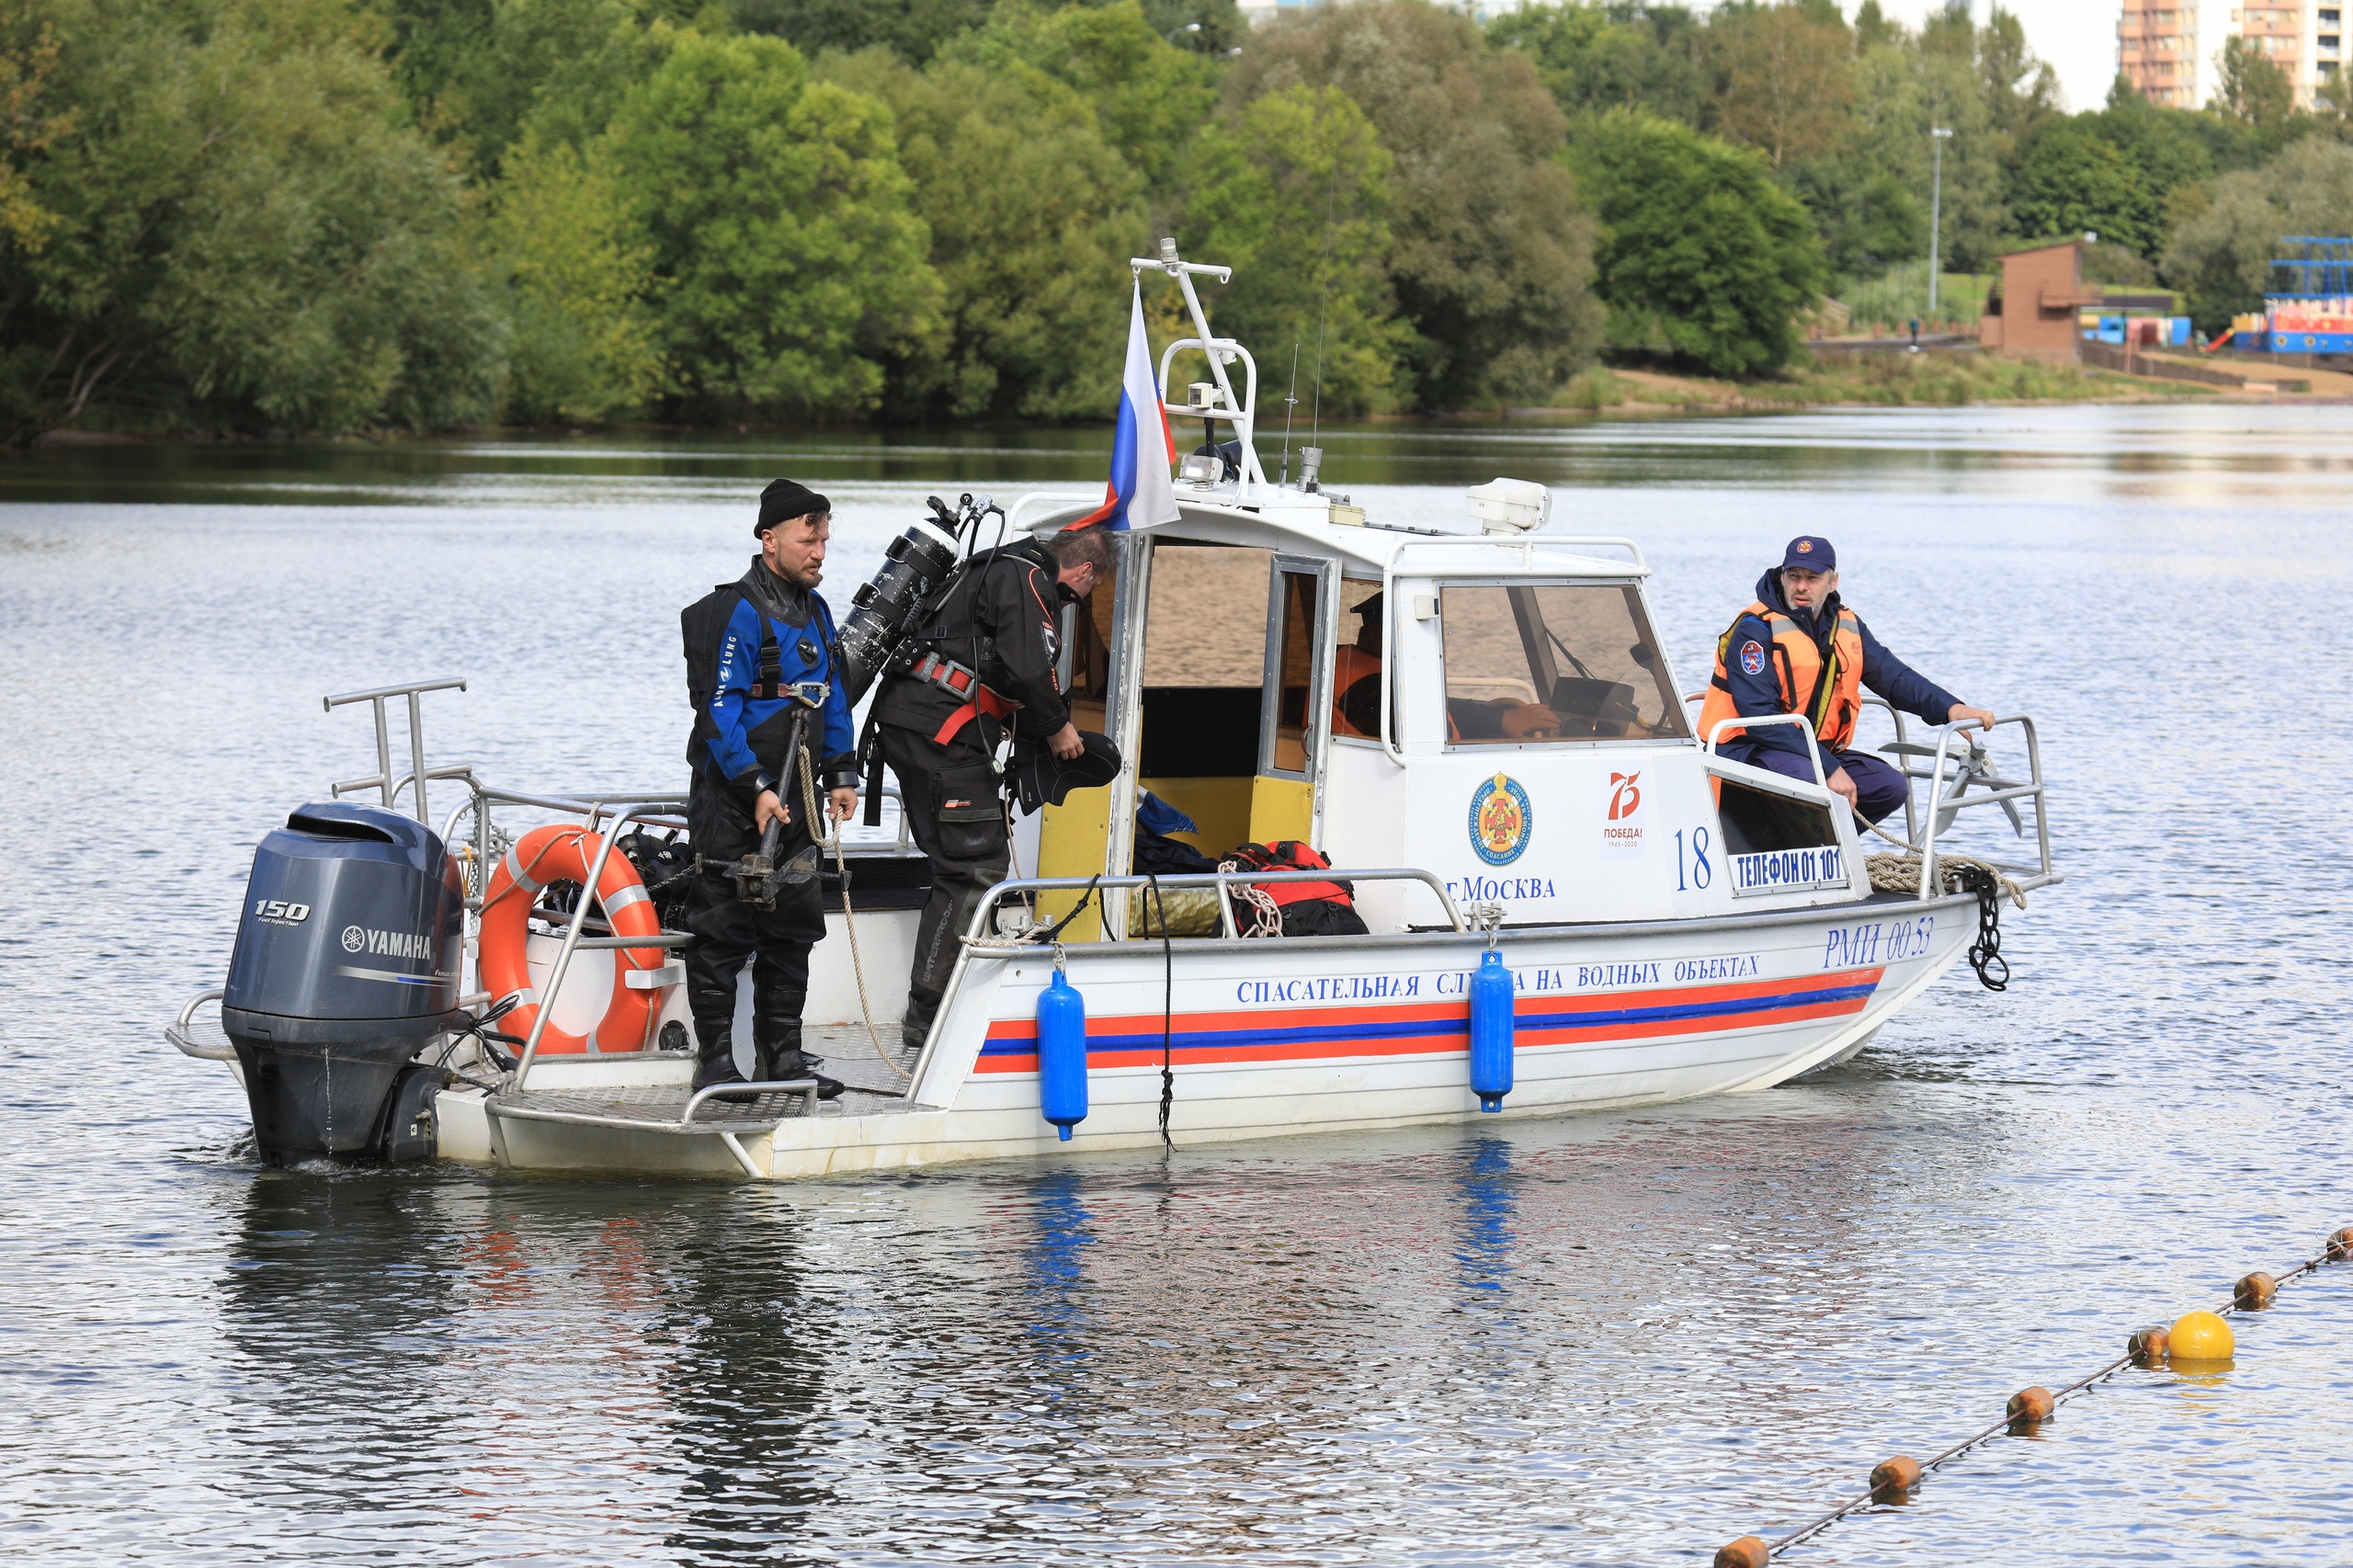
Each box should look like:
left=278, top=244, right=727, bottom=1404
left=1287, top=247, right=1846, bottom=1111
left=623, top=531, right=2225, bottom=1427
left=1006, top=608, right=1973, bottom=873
left=680, top=480, right=858, bottom=1096
left=870, top=528, right=1107, bottom=1056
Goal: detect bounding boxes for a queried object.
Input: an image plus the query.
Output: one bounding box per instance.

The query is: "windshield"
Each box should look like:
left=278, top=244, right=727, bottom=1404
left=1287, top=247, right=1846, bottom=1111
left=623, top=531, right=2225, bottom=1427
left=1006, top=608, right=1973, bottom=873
left=1438, top=583, right=1688, bottom=744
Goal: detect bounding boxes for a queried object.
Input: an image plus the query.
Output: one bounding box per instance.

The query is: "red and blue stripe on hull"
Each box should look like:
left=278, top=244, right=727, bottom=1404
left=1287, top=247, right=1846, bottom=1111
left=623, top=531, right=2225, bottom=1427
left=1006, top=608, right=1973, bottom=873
left=973, top=967, right=1886, bottom=1074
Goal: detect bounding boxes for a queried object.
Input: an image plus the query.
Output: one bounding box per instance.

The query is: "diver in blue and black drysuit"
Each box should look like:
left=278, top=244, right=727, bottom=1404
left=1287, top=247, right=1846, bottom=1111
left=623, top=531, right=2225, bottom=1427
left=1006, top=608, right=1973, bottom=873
left=679, top=479, right=859, bottom=1096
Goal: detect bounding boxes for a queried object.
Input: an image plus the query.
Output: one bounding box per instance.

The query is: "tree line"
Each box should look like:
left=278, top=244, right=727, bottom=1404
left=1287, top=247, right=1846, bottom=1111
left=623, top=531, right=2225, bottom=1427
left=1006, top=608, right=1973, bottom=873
left=2, top=0, right=2347, bottom=443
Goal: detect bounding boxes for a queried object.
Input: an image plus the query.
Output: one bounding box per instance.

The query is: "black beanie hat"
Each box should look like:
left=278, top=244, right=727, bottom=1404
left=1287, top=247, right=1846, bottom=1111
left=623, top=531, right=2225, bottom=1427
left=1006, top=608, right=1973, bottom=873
left=756, top=478, right=830, bottom=536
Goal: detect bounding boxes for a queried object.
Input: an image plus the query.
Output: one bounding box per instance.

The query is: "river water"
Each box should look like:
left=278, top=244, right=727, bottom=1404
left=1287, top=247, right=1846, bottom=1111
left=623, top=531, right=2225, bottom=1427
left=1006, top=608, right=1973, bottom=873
left=4, top=405, right=2351, bottom=1564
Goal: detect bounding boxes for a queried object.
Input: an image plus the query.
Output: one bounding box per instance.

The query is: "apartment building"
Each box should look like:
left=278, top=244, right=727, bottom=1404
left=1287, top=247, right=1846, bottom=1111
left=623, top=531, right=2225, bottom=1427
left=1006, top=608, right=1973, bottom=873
left=2120, top=3, right=2345, bottom=108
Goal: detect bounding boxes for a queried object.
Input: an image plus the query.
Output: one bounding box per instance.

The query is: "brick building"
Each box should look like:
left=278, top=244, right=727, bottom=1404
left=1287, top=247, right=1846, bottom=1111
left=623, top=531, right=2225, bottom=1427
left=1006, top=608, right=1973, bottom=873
left=1979, top=241, right=2102, bottom=364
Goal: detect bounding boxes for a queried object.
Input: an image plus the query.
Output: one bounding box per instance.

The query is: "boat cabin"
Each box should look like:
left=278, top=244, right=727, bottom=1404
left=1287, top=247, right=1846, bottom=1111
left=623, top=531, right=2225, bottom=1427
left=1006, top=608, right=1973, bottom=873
left=1006, top=499, right=1863, bottom=942
left=989, top=245, right=1859, bottom=940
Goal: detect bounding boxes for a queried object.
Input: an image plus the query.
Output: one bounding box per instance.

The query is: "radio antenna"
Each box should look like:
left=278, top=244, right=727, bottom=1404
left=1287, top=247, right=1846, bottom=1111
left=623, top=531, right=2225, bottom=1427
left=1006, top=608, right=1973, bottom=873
left=1279, top=343, right=1301, bottom=488
left=1310, top=161, right=1337, bottom=449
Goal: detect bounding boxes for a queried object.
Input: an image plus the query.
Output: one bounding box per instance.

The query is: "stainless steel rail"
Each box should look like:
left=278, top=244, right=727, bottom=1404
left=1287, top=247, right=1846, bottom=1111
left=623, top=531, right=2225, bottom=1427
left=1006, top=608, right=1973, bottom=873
left=1703, top=704, right=2053, bottom=900
left=165, top=989, right=233, bottom=1061
left=965, top=867, right=1469, bottom=947
left=506, top=802, right=668, bottom=1090
left=1909, top=716, right=2052, bottom=896
left=324, top=676, right=467, bottom=824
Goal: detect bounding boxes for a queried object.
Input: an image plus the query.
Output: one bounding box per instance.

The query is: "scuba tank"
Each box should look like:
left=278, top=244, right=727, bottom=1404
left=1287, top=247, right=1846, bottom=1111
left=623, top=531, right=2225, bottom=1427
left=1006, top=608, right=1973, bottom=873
left=835, top=495, right=975, bottom=704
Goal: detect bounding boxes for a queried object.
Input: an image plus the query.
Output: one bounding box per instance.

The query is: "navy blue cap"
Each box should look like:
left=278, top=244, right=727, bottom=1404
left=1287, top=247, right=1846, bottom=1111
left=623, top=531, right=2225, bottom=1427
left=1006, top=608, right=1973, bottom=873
left=1780, top=536, right=1836, bottom=573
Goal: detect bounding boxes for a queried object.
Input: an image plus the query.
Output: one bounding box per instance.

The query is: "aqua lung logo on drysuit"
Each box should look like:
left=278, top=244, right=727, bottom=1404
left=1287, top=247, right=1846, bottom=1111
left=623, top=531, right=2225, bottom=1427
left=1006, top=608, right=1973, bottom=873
left=341, top=925, right=434, bottom=961
left=1468, top=773, right=1533, bottom=866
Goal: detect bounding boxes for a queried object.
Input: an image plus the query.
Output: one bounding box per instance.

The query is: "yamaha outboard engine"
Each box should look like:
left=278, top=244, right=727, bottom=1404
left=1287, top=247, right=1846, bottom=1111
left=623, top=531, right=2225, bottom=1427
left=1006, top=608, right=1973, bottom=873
left=835, top=499, right=964, bottom=703
left=222, top=802, right=464, bottom=1165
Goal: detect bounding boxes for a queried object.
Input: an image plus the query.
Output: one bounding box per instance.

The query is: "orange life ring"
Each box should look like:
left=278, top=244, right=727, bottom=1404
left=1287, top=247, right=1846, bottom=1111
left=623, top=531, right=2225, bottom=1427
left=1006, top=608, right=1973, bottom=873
left=478, top=824, right=668, bottom=1054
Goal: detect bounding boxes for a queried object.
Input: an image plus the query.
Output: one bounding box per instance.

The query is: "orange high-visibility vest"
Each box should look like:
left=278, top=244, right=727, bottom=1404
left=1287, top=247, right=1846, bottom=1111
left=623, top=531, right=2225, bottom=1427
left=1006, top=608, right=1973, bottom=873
left=1331, top=645, right=1381, bottom=737
left=1698, top=600, right=1864, bottom=752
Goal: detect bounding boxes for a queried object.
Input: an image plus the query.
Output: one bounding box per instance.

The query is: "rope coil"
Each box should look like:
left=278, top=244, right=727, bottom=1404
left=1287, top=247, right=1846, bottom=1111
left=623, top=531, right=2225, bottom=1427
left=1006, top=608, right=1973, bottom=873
left=1861, top=848, right=2024, bottom=993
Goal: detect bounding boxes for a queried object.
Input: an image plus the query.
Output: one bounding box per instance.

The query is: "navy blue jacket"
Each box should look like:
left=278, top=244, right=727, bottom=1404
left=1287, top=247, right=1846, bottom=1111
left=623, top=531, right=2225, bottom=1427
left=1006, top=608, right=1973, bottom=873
left=687, top=562, right=856, bottom=806
left=1720, top=569, right=1961, bottom=769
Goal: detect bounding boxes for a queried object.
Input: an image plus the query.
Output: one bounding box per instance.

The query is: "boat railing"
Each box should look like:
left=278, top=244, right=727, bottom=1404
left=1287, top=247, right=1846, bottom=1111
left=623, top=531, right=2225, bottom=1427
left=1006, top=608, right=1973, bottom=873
left=1695, top=702, right=2052, bottom=899
left=1906, top=716, right=2052, bottom=895
left=963, top=868, right=1468, bottom=948
left=324, top=676, right=467, bottom=825
left=505, top=801, right=673, bottom=1092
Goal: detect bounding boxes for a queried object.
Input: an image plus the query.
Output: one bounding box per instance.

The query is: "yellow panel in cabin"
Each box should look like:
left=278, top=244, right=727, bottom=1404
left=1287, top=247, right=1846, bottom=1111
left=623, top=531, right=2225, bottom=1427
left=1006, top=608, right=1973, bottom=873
left=1248, top=774, right=1314, bottom=845
left=1036, top=786, right=1111, bottom=942
left=1138, top=776, right=1255, bottom=862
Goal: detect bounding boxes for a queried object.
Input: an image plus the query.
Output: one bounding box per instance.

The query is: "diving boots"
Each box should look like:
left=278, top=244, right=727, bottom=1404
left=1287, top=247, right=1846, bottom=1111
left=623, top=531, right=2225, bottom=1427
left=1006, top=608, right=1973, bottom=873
left=690, top=1018, right=746, bottom=1091
left=754, top=1013, right=844, bottom=1100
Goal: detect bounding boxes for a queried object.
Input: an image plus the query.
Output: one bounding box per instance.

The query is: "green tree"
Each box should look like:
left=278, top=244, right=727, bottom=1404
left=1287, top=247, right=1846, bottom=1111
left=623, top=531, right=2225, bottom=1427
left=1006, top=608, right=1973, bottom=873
left=935, top=2, right=1216, bottom=193
left=2219, top=36, right=2294, bottom=131
left=473, top=134, right=665, bottom=422
left=600, top=28, right=942, bottom=419
left=730, top=0, right=993, bottom=66
left=0, top=0, right=498, bottom=440
left=1707, top=1, right=1854, bottom=171
left=825, top=48, right=1145, bottom=418
left=1230, top=0, right=1600, bottom=409
left=369, top=0, right=671, bottom=178
left=1790, top=163, right=1925, bottom=275
left=1568, top=109, right=1825, bottom=377
left=1485, top=3, right=1711, bottom=126
left=1976, top=5, right=2058, bottom=153
left=2009, top=121, right=2158, bottom=254
left=1181, top=84, right=1414, bottom=413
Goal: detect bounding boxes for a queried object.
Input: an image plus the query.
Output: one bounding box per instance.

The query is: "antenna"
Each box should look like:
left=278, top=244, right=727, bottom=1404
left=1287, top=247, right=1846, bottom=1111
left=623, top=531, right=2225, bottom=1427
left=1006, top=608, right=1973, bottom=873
left=1279, top=343, right=1300, bottom=488
left=1310, top=161, right=1337, bottom=449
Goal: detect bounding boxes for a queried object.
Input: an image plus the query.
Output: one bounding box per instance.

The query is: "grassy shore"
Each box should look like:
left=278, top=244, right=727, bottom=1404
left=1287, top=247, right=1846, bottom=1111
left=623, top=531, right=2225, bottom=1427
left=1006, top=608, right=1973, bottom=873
left=1551, top=348, right=2214, bottom=414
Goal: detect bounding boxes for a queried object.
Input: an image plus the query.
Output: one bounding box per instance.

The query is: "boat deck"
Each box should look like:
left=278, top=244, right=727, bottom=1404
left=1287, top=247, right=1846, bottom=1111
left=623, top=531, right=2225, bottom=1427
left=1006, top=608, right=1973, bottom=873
left=491, top=1024, right=917, bottom=1131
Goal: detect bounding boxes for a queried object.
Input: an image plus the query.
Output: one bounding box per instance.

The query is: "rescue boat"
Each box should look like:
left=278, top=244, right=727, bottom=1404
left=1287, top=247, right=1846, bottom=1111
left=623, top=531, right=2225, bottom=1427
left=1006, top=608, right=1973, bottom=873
left=168, top=244, right=2061, bottom=1179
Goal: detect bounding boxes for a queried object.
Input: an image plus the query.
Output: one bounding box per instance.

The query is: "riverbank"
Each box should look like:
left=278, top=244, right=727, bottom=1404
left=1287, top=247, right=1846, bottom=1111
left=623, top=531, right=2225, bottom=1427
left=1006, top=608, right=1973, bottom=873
left=1551, top=348, right=2217, bottom=415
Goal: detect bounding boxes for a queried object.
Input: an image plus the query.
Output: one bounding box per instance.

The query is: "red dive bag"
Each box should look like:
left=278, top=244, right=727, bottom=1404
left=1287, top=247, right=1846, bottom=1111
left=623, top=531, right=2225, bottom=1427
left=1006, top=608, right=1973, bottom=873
left=1220, top=841, right=1370, bottom=937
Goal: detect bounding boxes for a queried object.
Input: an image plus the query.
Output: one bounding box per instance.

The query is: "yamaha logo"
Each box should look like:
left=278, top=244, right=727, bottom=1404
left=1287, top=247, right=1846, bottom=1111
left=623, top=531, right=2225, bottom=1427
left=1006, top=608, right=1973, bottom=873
left=340, top=925, right=437, bottom=961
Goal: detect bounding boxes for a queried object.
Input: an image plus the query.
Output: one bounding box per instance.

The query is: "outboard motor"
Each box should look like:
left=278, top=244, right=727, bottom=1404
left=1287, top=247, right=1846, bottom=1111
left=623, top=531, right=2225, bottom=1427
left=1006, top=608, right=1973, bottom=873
left=221, top=802, right=465, bottom=1165
left=834, top=499, right=964, bottom=704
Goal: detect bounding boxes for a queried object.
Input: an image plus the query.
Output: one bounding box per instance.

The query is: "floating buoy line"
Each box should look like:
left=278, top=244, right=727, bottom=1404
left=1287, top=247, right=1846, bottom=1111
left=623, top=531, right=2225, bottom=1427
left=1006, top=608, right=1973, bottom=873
left=1711, top=1225, right=2353, bottom=1568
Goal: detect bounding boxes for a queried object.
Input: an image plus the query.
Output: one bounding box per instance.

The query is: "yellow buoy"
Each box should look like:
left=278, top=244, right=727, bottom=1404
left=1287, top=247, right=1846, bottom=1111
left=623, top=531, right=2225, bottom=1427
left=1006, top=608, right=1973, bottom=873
left=2168, top=1310, right=2234, bottom=1360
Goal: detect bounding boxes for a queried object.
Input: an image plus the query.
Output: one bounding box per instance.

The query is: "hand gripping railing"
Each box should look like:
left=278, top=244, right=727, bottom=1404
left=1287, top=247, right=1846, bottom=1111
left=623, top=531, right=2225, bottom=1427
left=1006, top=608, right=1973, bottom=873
left=1904, top=716, right=2052, bottom=898
left=1704, top=708, right=2052, bottom=900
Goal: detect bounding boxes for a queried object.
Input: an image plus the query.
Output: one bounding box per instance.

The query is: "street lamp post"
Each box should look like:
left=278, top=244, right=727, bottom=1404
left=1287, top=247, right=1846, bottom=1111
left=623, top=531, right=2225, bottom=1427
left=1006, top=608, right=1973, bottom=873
left=1929, top=126, right=1953, bottom=319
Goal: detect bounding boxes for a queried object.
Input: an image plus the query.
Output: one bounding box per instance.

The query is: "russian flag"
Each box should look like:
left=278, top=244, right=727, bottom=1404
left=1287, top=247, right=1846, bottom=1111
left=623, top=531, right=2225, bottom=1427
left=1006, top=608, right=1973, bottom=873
left=1070, top=284, right=1180, bottom=532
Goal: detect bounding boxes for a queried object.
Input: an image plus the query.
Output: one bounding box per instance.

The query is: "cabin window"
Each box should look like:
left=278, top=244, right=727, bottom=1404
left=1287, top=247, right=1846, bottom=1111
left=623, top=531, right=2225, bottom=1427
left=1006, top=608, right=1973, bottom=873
left=1331, top=579, right=1388, bottom=744
left=1438, top=583, right=1689, bottom=744
left=1263, top=567, right=1320, bottom=775
left=1139, top=543, right=1270, bottom=777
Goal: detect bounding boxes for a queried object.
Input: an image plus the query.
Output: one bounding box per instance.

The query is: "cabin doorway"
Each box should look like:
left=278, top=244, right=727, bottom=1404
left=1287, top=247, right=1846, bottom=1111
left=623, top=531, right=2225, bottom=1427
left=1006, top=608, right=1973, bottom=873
left=1032, top=535, right=1336, bottom=938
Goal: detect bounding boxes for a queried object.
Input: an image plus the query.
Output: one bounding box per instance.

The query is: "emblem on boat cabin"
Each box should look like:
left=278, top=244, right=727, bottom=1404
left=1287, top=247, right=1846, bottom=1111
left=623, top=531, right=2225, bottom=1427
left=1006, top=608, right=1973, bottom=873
left=1469, top=773, right=1533, bottom=866
left=1602, top=771, right=1647, bottom=855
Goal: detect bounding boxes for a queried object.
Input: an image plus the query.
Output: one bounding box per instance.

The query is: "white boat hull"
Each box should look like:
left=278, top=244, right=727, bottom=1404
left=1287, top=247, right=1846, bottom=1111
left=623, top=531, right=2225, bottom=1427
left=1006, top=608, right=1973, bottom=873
left=432, top=888, right=1986, bottom=1179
